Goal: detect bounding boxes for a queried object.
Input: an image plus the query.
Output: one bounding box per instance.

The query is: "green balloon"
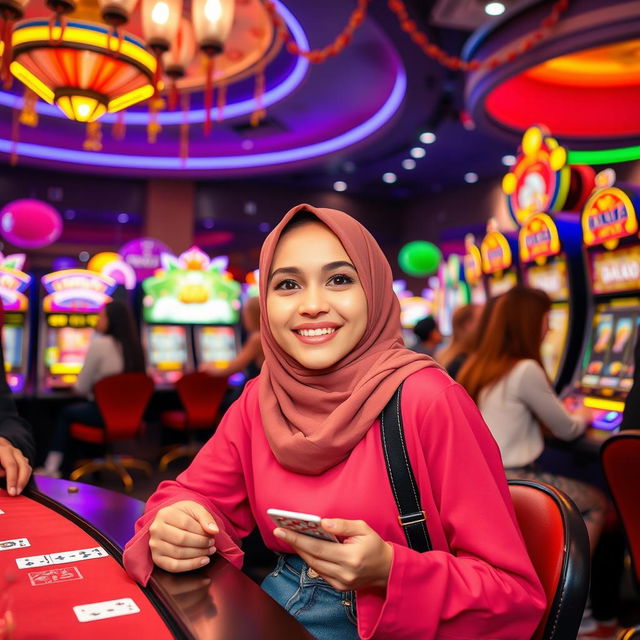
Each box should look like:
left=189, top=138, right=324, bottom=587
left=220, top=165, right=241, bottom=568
left=398, top=241, right=442, bottom=277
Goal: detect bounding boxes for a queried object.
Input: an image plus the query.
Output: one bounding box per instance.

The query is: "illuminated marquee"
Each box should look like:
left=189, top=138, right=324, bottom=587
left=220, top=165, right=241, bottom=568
left=519, top=213, right=562, bottom=263
left=0, top=267, right=31, bottom=312
left=463, top=234, right=483, bottom=284
left=481, top=231, right=513, bottom=275
left=582, top=187, right=638, bottom=249
left=502, top=126, right=571, bottom=226
left=41, top=269, right=116, bottom=312
left=592, top=247, right=640, bottom=294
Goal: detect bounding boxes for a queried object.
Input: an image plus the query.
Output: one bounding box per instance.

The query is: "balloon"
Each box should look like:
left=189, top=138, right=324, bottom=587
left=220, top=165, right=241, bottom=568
left=0, top=199, right=62, bottom=248
left=398, top=241, right=442, bottom=277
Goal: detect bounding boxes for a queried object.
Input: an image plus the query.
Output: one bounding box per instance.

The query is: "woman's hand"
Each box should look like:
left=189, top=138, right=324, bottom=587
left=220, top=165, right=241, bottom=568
left=149, top=500, right=219, bottom=573
left=273, top=518, right=393, bottom=592
left=0, top=437, right=32, bottom=496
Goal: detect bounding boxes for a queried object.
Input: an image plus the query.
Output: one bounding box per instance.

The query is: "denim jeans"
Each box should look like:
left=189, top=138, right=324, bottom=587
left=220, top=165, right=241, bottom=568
left=261, top=554, right=358, bottom=640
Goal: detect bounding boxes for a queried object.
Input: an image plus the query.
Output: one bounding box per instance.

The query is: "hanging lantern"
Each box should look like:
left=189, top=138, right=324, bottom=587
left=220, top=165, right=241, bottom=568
left=98, top=0, right=138, bottom=27
left=141, top=0, right=181, bottom=52
left=162, top=16, right=195, bottom=110
left=11, top=19, right=156, bottom=122
left=46, top=0, right=76, bottom=16
left=191, top=0, right=234, bottom=135
left=0, top=0, right=29, bottom=87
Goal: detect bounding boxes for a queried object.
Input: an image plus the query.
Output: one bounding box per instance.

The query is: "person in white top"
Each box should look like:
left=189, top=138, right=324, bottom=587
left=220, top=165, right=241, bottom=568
left=36, top=300, right=146, bottom=477
left=457, top=286, right=607, bottom=554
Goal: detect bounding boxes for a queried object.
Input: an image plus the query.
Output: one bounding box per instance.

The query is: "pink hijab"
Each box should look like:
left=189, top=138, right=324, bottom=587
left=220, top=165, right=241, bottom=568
left=258, top=204, right=440, bottom=475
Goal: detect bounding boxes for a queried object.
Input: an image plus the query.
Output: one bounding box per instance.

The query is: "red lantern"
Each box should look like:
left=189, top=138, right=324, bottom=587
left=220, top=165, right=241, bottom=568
left=163, top=16, right=195, bottom=109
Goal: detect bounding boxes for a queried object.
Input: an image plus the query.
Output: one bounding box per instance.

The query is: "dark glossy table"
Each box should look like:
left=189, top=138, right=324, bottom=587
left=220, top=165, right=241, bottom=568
left=30, top=476, right=314, bottom=640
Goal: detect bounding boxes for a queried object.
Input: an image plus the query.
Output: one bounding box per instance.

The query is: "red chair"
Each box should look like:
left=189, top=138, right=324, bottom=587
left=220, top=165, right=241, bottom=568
left=158, top=372, right=228, bottom=471
left=601, top=431, right=640, bottom=640
left=508, top=480, right=590, bottom=640
left=69, top=373, right=155, bottom=493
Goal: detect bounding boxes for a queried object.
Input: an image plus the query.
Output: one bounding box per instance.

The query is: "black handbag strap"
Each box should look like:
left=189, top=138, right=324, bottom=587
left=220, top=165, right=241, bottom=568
left=380, top=382, right=432, bottom=552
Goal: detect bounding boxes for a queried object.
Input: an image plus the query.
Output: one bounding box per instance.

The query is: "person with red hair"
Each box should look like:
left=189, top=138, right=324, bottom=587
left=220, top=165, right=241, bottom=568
left=124, top=205, right=545, bottom=639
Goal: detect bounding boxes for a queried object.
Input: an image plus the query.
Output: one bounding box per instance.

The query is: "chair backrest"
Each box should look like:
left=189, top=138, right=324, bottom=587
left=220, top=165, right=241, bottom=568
left=175, top=372, right=228, bottom=430
left=601, top=430, right=640, bottom=585
left=508, top=480, right=590, bottom=640
left=93, top=372, right=155, bottom=441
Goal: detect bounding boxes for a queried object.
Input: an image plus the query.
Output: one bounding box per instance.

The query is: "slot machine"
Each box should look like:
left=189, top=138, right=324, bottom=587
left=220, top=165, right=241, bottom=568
left=0, top=254, right=32, bottom=393
left=518, top=213, right=587, bottom=391
left=435, top=254, right=470, bottom=338
left=37, top=269, right=116, bottom=394
left=463, top=234, right=487, bottom=306
left=141, top=247, right=241, bottom=387
left=393, top=281, right=433, bottom=348
left=564, top=171, right=640, bottom=438
left=480, top=220, right=519, bottom=298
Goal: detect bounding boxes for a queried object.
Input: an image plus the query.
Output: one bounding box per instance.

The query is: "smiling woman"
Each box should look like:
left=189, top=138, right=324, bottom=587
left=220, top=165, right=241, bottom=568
left=124, top=203, right=546, bottom=640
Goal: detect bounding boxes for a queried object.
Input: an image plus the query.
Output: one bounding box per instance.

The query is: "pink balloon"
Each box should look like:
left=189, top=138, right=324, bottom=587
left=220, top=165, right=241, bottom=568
left=0, top=199, right=63, bottom=249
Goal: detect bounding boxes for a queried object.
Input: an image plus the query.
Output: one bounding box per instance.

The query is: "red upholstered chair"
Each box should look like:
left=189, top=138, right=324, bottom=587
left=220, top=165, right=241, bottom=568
left=601, top=431, right=640, bottom=639
left=158, top=372, right=228, bottom=471
left=69, top=373, right=155, bottom=493
left=508, top=480, right=590, bottom=640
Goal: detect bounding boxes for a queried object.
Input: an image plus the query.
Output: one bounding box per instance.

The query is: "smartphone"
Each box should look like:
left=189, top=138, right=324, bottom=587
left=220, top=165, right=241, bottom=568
left=267, top=508, right=339, bottom=542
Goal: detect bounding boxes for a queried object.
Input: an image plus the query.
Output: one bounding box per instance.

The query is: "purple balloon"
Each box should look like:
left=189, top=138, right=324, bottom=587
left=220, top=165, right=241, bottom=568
left=0, top=199, right=63, bottom=249
left=52, top=256, right=78, bottom=271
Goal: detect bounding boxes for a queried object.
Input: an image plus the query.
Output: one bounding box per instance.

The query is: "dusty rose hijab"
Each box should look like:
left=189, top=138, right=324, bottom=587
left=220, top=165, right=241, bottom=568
left=258, top=204, right=440, bottom=475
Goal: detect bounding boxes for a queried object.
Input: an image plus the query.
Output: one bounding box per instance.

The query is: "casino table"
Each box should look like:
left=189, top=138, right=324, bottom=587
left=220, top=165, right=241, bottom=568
left=0, top=477, right=314, bottom=639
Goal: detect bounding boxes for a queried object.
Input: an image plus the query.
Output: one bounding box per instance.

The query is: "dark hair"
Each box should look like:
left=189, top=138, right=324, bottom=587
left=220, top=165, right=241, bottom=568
left=103, top=300, right=146, bottom=373
left=280, top=209, right=321, bottom=236
left=457, top=286, right=551, bottom=401
left=413, top=316, right=438, bottom=342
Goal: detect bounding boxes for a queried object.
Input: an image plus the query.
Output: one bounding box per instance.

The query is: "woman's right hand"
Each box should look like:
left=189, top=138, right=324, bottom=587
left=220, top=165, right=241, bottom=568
left=149, top=500, right=219, bottom=573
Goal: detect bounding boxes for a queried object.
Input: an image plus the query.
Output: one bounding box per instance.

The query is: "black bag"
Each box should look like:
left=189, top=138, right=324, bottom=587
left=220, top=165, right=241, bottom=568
left=380, top=382, right=432, bottom=552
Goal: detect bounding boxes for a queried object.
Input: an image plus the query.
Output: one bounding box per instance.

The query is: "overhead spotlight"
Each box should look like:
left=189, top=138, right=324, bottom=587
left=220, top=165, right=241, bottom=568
left=333, top=181, right=347, bottom=192
left=410, top=147, right=426, bottom=159
left=464, top=172, right=479, bottom=183
left=402, top=159, right=416, bottom=170
left=342, top=161, right=356, bottom=173
left=484, top=2, right=506, bottom=16
left=502, top=154, right=516, bottom=167
left=78, top=251, right=90, bottom=262
left=382, top=172, right=397, bottom=184
left=419, top=131, right=436, bottom=144
left=117, top=212, right=129, bottom=223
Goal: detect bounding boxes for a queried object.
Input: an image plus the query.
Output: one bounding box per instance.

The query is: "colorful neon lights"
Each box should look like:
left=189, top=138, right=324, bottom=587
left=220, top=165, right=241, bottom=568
left=568, top=146, right=640, bottom=165
left=0, top=68, right=406, bottom=170
left=519, top=213, right=561, bottom=263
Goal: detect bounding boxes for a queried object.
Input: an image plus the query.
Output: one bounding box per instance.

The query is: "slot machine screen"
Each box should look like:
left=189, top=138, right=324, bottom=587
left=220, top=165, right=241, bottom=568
left=2, top=325, right=23, bottom=370
left=196, top=326, right=237, bottom=366
left=147, top=325, right=188, bottom=370
left=580, top=301, right=640, bottom=394
left=540, top=303, right=569, bottom=382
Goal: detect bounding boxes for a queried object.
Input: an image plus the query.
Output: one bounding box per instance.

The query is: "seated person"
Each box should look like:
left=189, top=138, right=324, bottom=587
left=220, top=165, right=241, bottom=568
left=36, top=300, right=145, bottom=477
left=411, top=315, right=442, bottom=357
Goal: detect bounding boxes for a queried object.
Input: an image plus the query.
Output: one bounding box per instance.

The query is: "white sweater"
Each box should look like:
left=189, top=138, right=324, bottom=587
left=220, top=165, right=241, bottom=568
left=74, top=334, right=124, bottom=397
left=478, top=359, right=586, bottom=468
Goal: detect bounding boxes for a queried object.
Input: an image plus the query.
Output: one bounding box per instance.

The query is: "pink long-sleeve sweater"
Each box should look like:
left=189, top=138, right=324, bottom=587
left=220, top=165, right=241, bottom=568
left=124, top=367, right=545, bottom=639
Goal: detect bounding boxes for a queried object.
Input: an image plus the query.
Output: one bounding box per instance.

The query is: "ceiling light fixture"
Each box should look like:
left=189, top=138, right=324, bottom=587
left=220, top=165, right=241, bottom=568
left=464, top=172, right=479, bottom=183
left=484, top=2, right=506, bottom=16
left=333, top=181, right=347, bottom=192
left=419, top=131, right=436, bottom=144
left=382, top=172, right=397, bottom=184
left=410, top=146, right=426, bottom=159
left=501, top=154, right=516, bottom=166
left=401, top=158, right=416, bottom=170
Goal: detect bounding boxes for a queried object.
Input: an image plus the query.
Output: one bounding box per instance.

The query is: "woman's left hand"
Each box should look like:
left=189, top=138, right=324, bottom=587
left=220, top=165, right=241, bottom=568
left=273, top=518, right=392, bottom=592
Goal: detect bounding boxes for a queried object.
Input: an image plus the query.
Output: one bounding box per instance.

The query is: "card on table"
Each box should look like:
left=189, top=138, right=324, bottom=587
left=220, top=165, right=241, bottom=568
left=16, top=546, right=107, bottom=569
left=28, top=566, right=83, bottom=586
left=73, top=598, right=140, bottom=622
left=0, top=538, right=30, bottom=551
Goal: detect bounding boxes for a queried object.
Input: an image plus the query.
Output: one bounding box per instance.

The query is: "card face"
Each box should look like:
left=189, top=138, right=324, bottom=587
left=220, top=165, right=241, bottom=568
left=16, top=547, right=107, bottom=569
left=28, top=566, right=83, bottom=586
left=73, top=598, right=140, bottom=622
left=16, top=554, right=52, bottom=569
left=0, top=538, right=30, bottom=551
left=269, top=515, right=338, bottom=542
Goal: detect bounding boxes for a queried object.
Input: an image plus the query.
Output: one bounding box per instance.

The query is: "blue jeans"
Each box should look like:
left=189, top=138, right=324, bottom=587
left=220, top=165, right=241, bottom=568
left=261, top=554, right=358, bottom=640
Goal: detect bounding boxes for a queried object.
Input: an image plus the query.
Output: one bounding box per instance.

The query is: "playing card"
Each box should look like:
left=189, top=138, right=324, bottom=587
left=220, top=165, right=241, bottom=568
left=73, top=598, right=140, bottom=622
left=50, top=547, right=108, bottom=565
left=16, top=554, right=53, bottom=569
left=0, top=538, right=30, bottom=551
left=28, top=566, right=83, bottom=586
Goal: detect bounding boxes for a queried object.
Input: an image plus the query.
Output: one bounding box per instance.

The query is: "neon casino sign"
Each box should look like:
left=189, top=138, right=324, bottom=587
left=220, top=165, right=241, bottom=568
left=582, top=186, right=638, bottom=250
left=480, top=228, right=513, bottom=275
left=502, top=125, right=571, bottom=226
left=519, top=213, right=561, bottom=264
left=0, top=253, right=31, bottom=311
left=41, top=269, right=116, bottom=312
